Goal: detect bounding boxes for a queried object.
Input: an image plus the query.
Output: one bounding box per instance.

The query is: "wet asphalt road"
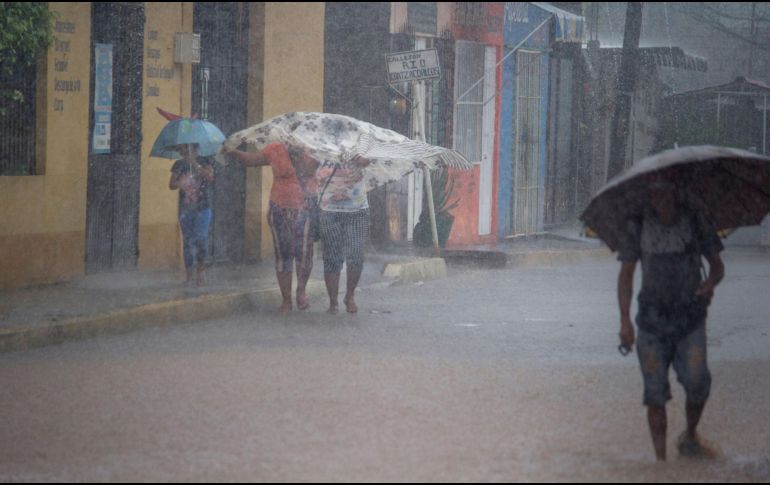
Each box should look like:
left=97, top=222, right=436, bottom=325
left=1, top=254, right=769, bottom=482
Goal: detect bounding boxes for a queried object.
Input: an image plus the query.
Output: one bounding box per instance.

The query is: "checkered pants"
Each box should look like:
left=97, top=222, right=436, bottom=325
left=319, top=209, right=369, bottom=274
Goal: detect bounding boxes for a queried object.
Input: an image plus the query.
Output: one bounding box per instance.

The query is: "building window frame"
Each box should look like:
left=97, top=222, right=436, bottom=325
left=0, top=57, right=42, bottom=176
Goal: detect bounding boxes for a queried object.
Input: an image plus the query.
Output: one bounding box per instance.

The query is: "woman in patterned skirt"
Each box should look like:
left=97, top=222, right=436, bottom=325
left=224, top=143, right=318, bottom=312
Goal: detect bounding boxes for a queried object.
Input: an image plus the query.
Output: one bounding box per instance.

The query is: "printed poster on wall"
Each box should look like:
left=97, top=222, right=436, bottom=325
left=92, top=43, right=113, bottom=154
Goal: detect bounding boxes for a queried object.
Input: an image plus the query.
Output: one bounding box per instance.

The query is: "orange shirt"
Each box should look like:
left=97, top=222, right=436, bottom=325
left=293, top=151, right=319, bottom=195
left=262, top=143, right=307, bottom=209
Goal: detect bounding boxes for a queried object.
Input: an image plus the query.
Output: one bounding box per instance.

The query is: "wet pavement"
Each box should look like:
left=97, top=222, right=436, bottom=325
left=1, top=251, right=769, bottom=481
left=0, top=252, right=395, bottom=332
left=0, top=237, right=605, bottom=352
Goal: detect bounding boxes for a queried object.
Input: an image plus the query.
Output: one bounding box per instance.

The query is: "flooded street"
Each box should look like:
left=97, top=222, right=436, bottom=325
left=3, top=2, right=770, bottom=482
left=2, top=254, right=769, bottom=482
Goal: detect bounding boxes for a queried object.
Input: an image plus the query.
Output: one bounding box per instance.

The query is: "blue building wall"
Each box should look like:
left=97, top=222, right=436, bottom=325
left=498, top=3, right=552, bottom=238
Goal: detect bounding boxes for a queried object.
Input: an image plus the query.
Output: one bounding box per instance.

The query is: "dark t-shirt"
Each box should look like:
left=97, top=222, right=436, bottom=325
left=171, top=158, right=214, bottom=212
left=617, top=211, right=724, bottom=337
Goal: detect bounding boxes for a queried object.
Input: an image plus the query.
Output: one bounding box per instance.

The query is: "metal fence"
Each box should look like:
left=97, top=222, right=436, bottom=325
left=453, top=40, right=486, bottom=164
left=511, top=50, right=543, bottom=236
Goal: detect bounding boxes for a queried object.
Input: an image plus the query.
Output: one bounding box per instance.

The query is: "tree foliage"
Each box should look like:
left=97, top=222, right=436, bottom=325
left=413, top=168, right=459, bottom=249
left=0, top=3, right=54, bottom=112
left=671, top=2, right=770, bottom=54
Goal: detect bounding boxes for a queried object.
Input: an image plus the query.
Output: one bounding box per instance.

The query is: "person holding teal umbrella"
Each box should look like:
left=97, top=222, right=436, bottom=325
left=151, top=117, right=226, bottom=159
left=168, top=143, right=215, bottom=286
left=152, top=116, right=225, bottom=286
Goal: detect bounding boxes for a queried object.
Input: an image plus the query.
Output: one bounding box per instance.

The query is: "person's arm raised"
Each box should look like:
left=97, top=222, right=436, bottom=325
left=225, top=149, right=268, bottom=168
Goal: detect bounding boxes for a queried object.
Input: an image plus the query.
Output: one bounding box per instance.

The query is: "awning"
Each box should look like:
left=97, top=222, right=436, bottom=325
left=589, top=46, right=708, bottom=73
left=531, top=2, right=585, bottom=43
left=669, top=76, right=770, bottom=98
left=641, top=47, right=708, bottom=73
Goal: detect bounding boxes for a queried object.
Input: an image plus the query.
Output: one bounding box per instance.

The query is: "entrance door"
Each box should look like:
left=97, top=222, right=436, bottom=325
left=478, top=46, right=497, bottom=236
left=85, top=3, right=144, bottom=273
left=511, top=50, right=543, bottom=236
left=192, top=3, right=249, bottom=263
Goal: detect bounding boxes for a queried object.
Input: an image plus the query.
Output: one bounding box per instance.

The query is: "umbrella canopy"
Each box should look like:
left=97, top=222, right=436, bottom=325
left=150, top=118, right=226, bottom=159
left=581, top=145, right=770, bottom=251
left=216, top=112, right=473, bottom=191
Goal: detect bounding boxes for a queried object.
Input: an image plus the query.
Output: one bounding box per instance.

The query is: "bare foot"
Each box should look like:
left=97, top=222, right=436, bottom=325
left=297, top=292, right=310, bottom=311
left=279, top=302, right=292, bottom=313
left=677, top=432, right=720, bottom=460
left=327, top=304, right=339, bottom=315
left=343, top=297, right=358, bottom=314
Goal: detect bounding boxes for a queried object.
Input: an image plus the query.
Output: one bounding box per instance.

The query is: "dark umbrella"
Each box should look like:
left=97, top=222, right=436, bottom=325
left=581, top=146, right=770, bottom=251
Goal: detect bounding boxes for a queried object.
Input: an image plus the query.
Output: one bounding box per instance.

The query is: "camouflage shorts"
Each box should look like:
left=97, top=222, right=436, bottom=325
left=636, top=324, right=711, bottom=407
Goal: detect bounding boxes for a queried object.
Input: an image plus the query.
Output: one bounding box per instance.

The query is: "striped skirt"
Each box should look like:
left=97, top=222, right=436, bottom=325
left=319, top=209, right=369, bottom=274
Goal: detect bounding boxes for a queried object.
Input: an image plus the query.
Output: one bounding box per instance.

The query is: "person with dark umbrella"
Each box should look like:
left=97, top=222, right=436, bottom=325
left=615, top=170, right=725, bottom=461
left=582, top=146, right=770, bottom=462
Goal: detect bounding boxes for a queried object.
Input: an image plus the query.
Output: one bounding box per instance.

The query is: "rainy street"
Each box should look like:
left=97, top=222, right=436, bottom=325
left=2, top=254, right=769, bottom=482
left=6, top=2, right=770, bottom=483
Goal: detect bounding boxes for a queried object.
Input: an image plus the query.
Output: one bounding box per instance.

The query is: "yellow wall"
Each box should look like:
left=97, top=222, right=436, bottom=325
left=0, top=2, right=326, bottom=288
left=256, top=2, right=326, bottom=260
left=262, top=3, right=326, bottom=118
left=138, top=2, right=194, bottom=270
left=0, top=2, right=194, bottom=289
left=244, top=3, right=265, bottom=262
left=0, top=3, right=91, bottom=289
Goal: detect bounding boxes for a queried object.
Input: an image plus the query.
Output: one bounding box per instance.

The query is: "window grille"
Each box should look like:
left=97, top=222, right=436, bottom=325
left=0, top=62, right=38, bottom=175
left=453, top=41, right=486, bottom=164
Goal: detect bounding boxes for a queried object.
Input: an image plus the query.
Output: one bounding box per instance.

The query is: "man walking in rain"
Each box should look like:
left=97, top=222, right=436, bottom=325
left=616, top=173, right=725, bottom=462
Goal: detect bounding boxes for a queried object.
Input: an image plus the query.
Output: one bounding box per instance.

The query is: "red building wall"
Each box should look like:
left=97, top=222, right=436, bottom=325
left=447, top=3, right=503, bottom=248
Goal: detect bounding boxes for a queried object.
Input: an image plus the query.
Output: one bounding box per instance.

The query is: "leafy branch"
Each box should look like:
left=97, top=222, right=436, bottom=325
left=0, top=3, right=55, bottom=116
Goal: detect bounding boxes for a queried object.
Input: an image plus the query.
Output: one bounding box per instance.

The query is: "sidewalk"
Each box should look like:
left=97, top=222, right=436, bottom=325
left=0, top=250, right=446, bottom=353
left=0, top=239, right=613, bottom=353
left=442, top=229, right=610, bottom=268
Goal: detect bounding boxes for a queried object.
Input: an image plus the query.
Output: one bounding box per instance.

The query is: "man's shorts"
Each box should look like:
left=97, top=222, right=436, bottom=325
left=635, top=324, right=712, bottom=407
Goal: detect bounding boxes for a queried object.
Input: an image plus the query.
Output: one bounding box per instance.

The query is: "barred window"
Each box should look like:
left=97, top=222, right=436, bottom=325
left=455, top=3, right=485, bottom=27
left=453, top=40, right=485, bottom=164
left=0, top=59, right=38, bottom=175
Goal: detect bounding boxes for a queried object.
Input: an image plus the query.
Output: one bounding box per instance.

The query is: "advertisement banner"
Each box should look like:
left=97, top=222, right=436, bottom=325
left=92, top=43, right=113, bottom=154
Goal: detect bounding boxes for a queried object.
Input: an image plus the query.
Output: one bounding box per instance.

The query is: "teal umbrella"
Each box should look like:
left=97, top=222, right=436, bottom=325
left=150, top=118, right=226, bottom=159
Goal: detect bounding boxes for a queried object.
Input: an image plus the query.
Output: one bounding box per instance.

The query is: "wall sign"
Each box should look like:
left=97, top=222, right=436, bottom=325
left=92, top=43, right=113, bottom=154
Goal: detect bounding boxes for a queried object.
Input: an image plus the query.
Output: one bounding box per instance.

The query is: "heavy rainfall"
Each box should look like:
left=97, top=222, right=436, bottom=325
left=1, top=2, right=769, bottom=482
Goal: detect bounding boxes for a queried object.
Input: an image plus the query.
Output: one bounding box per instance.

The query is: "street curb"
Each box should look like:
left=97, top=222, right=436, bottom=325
left=440, top=248, right=611, bottom=269
left=506, top=248, right=612, bottom=266
left=443, top=250, right=508, bottom=269
left=0, top=251, right=610, bottom=353
left=383, top=258, right=448, bottom=285
left=0, top=282, right=329, bottom=354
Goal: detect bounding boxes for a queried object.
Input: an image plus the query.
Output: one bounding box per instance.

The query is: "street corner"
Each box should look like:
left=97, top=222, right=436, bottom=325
left=442, top=250, right=510, bottom=269
left=506, top=248, right=613, bottom=267
left=382, top=258, right=448, bottom=285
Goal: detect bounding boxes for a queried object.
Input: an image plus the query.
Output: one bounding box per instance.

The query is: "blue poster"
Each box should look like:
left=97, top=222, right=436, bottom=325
left=92, top=43, right=113, bottom=154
